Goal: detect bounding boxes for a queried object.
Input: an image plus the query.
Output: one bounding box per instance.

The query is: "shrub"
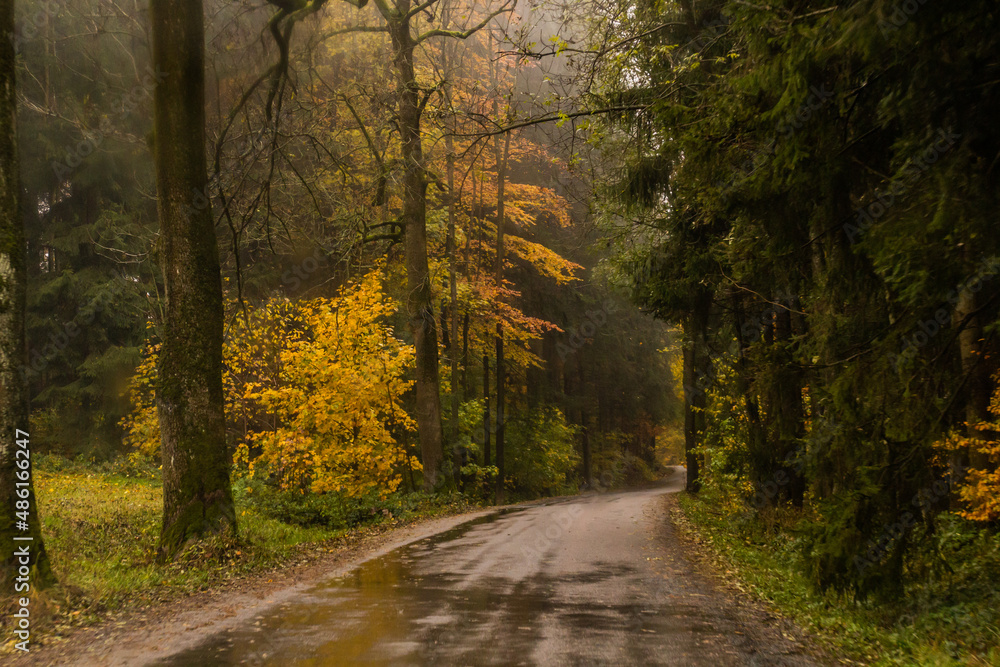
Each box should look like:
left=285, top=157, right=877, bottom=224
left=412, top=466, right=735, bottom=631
left=505, top=405, right=580, bottom=497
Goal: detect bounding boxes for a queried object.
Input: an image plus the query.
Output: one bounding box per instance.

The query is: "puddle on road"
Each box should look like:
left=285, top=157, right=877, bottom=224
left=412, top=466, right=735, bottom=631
left=155, top=505, right=721, bottom=666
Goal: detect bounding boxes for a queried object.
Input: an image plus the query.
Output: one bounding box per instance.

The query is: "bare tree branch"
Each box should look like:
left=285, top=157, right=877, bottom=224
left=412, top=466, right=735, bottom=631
left=415, top=0, right=515, bottom=44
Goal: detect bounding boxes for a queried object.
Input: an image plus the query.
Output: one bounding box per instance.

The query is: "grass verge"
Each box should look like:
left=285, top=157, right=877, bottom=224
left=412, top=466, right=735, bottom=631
left=674, top=491, right=1000, bottom=667
left=1, top=458, right=477, bottom=653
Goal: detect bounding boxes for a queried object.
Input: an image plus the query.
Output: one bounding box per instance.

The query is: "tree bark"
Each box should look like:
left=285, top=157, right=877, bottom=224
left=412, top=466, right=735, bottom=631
left=151, top=0, right=235, bottom=558
left=494, top=132, right=510, bottom=504
left=462, top=311, right=470, bottom=396
left=495, top=322, right=505, bottom=503
left=0, top=0, right=55, bottom=594
left=442, top=29, right=462, bottom=487
left=579, top=357, right=593, bottom=488
left=483, top=353, right=491, bottom=467
left=956, top=283, right=993, bottom=471
left=682, top=291, right=711, bottom=493
left=385, top=7, right=444, bottom=490
left=446, top=119, right=462, bottom=487
left=732, top=292, right=769, bottom=498
left=773, top=300, right=806, bottom=506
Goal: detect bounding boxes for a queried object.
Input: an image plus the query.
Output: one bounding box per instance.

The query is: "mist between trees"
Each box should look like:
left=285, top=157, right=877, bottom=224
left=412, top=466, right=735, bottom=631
left=567, top=0, right=1000, bottom=655
left=3, top=0, right=681, bottom=576
left=1, top=0, right=998, bottom=661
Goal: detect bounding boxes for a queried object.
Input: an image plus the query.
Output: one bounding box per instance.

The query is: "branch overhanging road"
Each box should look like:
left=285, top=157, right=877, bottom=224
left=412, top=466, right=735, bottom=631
left=145, top=468, right=828, bottom=666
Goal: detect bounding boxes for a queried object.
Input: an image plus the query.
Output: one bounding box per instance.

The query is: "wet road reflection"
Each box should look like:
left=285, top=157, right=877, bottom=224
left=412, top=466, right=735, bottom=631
left=154, top=487, right=804, bottom=666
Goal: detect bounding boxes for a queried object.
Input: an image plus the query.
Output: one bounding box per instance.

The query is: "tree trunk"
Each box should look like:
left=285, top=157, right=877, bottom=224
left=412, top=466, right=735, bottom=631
left=386, top=10, right=444, bottom=490
left=441, top=23, right=461, bottom=486
left=773, top=301, right=806, bottom=506
left=345, top=0, right=458, bottom=490
left=151, top=0, right=235, bottom=558
left=682, top=291, right=712, bottom=493
left=0, top=0, right=55, bottom=594
left=440, top=305, right=450, bottom=350
left=495, top=322, right=505, bottom=503
left=462, top=310, right=470, bottom=396
left=579, top=358, right=593, bottom=488
left=732, top=292, right=769, bottom=498
left=483, top=353, right=491, bottom=467
left=494, top=132, right=510, bottom=504
left=956, top=283, right=993, bottom=471
left=446, top=120, right=461, bottom=487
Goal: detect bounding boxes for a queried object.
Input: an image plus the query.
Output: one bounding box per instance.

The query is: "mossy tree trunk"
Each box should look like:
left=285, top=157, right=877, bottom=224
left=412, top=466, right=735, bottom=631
left=0, top=0, right=55, bottom=593
left=151, top=0, right=235, bottom=559
left=386, top=6, right=444, bottom=490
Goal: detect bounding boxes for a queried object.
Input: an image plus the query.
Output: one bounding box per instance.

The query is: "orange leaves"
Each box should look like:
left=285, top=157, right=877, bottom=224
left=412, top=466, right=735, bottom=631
left=936, top=424, right=1000, bottom=522
left=956, top=466, right=1000, bottom=522
left=935, top=360, right=1000, bottom=520
left=503, top=183, right=573, bottom=229
left=505, top=234, right=582, bottom=284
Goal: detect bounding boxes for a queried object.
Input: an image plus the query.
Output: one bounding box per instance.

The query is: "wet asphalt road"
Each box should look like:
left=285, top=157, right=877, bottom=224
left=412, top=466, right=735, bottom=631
left=156, top=471, right=824, bottom=666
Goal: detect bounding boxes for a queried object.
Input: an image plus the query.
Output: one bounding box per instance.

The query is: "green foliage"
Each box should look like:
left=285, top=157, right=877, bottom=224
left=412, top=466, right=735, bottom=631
left=656, top=428, right=686, bottom=467
left=459, top=463, right=499, bottom=502
left=232, top=475, right=432, bottom=531
left=504, top=406, right=580, bottom=498
left=586, top=431, right=660, bottom=490
left=590, top=0, right=1000, bottom=601
left=902, top=513, right=1000, bottom=659
left=17, top=0, right=159, bottom=459
left=679, top=492, right=1000, bottom=666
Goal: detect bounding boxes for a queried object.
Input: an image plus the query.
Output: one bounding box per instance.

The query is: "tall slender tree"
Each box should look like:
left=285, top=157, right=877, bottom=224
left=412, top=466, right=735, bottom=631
left=0, top=0, right=54, bottom=591
left=338, top=0, right=513, bottom=489
left=494, top=131, right=510, bottom=502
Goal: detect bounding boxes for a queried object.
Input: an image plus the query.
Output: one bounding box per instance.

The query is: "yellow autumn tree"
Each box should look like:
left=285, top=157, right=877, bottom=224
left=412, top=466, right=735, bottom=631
left=247, top=270, right=418, bottom=497
left=122, top=267, right=419, bottom=499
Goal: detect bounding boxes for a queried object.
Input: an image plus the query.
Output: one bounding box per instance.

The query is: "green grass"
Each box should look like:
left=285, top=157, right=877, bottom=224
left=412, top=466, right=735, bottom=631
left=13, top=458, right=477, bottom=641
left=675, top=491, right=1000, bottom=667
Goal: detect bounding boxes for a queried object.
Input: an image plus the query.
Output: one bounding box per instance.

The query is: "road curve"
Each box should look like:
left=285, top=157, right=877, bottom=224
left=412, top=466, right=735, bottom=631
left=149, top=469, right=827, bottom=666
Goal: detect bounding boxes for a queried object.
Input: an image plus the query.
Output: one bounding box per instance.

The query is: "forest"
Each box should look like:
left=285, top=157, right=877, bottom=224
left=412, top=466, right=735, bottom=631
left=1, top=0, right=999, bottom=665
